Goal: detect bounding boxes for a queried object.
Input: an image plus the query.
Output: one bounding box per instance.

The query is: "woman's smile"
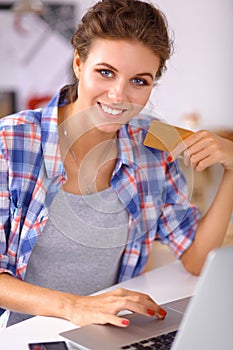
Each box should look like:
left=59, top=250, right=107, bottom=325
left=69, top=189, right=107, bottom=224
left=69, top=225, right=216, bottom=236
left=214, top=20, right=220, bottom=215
left=97, top=102, right=127, bottom=118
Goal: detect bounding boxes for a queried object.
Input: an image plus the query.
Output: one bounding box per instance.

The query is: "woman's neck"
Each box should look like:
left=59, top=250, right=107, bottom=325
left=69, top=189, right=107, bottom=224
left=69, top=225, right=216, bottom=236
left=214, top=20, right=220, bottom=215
left=58, top=103, right=118, bottom=195
left=58, top=103, right=117, bottom=161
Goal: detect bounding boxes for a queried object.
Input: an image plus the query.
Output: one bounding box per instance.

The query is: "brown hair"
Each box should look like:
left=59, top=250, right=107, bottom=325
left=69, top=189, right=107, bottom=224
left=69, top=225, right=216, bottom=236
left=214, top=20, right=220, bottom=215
left=65, top=0, right=173, bottom=102
left=72, top=0, right=172, bottom=79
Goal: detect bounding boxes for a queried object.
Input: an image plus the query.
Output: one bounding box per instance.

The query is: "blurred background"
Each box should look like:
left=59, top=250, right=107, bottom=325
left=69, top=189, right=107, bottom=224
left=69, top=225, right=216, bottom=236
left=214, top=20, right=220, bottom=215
left=1, top=0, right=232, bottom=130
left=0, top=0, right=233, bottom=213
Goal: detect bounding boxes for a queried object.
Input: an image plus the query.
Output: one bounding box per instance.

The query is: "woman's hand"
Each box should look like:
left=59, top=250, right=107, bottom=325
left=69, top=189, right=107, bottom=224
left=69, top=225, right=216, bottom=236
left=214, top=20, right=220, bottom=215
left=65, top=288, right=167, bottom=327
left=168, top=130, right=233, bottom=172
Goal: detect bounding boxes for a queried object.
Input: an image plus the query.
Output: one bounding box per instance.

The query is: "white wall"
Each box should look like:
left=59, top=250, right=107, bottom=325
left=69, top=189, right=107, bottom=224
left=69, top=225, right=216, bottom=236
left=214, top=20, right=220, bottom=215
left=149, top=0, right=233, bottom=129
left=0, top=0, right=232, bottom=129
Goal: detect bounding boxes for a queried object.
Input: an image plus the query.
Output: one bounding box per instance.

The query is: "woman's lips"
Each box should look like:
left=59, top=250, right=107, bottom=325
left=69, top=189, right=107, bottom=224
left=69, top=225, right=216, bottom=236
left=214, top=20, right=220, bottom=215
left=97, top=102, right=127, bottom=118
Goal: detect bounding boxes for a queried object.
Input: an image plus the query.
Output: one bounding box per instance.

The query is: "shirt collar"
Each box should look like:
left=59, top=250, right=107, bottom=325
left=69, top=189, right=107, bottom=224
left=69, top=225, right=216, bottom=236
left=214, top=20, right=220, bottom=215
left=117, top=131, right=134, bottom=166
left=117, top=118, right=145, bottom=168
left=40, top=90, right=66, bottom=179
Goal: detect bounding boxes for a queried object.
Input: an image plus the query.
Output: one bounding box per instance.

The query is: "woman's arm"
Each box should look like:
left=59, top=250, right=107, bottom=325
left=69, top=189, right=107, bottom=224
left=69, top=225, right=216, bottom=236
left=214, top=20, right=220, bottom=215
left=0, top=273, right=167, bottom=327
left=170, top=131, right=233, bottom=275
left=181, top=168, right=233, bottom=275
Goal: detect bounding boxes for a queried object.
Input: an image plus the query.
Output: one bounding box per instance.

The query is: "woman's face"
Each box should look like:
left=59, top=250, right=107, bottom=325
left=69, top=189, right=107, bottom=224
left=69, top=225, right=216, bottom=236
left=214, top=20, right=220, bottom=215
left=73, top=38, right=160, bottom=133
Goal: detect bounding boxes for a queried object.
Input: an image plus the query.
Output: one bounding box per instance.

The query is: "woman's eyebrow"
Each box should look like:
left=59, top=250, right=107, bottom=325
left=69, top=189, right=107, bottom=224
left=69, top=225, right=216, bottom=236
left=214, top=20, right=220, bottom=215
left=136, top=72, right=154, bottom=81
left=95, top=62, right=154, bottom=80
left=96, top=62, right=118, bottom=71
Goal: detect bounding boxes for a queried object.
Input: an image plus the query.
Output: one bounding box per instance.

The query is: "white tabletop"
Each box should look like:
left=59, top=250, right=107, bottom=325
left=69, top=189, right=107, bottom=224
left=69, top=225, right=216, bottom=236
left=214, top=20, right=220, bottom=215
left=0, top=261, right=199, bottom=350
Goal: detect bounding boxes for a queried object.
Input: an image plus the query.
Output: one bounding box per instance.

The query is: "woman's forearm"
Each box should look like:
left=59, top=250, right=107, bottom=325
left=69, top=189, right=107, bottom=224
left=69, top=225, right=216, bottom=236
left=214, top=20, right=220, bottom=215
left=0, top=273, right=73, bottom=320
left=181, top=169, right=233, bottom=275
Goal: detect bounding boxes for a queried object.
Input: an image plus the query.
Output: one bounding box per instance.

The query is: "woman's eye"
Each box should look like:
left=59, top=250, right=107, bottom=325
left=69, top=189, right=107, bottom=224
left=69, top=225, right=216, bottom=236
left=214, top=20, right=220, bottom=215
left=132, top=77, right=148, bottom=86
left=98, top=69, right=113, bottom=78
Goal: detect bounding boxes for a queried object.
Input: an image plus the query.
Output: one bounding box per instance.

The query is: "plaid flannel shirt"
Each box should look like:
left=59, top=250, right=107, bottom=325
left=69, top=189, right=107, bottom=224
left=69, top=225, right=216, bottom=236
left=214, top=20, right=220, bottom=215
left=0, top=86, right=201, bottom=288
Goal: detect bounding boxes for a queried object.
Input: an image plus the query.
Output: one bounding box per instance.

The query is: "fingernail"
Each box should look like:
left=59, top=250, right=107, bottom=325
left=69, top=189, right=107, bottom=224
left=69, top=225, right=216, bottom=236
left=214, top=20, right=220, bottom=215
left=122, top=319, right=129, bottom=326
left=147, top=309, right=155, bottom=316
left=159, top=308, right=167, bottom=318
left=167, top=155, right=173, bottom=163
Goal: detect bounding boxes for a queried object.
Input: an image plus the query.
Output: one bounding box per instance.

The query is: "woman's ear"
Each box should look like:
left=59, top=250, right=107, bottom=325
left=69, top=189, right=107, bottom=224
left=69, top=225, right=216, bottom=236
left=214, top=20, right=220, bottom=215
left=73, top=51, right=82, bottom=79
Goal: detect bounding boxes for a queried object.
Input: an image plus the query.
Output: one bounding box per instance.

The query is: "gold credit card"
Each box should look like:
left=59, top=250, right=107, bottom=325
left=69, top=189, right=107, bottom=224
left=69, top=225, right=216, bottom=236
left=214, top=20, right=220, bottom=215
left=143, top=120, right=194, bottom=152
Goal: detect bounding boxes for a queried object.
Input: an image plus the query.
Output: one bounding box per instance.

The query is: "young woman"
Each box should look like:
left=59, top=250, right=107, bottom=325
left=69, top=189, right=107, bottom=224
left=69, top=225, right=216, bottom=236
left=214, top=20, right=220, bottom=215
left=0, top=0, right=233, bottom=328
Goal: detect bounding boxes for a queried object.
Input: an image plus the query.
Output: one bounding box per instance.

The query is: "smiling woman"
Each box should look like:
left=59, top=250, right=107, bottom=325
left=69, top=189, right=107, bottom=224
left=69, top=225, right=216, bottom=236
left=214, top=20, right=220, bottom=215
left=0, top=0, right=233, bottom=330
left=69, top=38, right=160, bottom=135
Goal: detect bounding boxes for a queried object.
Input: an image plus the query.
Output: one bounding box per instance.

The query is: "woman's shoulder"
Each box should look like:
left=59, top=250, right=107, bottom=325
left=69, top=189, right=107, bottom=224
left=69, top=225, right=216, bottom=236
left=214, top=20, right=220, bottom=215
left=0, top=111, right=45, bottom=157
left=0, top=109, right=43, bottom=131
left=0, top=90, right=60, bottom=132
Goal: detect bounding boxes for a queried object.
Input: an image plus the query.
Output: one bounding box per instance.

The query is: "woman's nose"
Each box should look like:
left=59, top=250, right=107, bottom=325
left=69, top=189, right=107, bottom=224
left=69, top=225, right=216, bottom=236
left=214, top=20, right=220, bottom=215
left=107, top=81, right=128, bottom=103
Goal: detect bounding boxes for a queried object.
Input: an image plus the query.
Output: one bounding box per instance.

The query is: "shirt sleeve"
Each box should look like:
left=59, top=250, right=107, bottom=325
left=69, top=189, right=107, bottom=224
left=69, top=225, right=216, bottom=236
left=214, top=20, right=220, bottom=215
left=156, top=159, right=202, bottom=257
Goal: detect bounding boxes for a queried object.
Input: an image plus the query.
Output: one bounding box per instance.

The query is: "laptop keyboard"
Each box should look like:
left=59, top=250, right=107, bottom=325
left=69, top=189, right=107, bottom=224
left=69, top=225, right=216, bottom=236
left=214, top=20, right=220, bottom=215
left=120, top=330, right=177, bottom=349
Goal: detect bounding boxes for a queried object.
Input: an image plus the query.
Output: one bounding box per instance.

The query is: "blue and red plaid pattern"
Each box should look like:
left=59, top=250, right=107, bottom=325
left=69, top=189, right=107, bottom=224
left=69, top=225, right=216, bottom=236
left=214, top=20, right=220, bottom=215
left=0, top=86, right=201, bottom=287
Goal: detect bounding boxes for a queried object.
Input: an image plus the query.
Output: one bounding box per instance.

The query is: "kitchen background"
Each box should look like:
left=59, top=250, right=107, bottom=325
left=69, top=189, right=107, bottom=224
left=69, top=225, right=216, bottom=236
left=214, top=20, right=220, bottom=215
left=0, top=0, right=232, bottom=236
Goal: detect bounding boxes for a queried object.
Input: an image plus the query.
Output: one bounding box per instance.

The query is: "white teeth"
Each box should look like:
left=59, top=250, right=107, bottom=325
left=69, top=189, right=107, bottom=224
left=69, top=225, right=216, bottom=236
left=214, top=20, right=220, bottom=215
left=100, top=103, right=123, bottom=116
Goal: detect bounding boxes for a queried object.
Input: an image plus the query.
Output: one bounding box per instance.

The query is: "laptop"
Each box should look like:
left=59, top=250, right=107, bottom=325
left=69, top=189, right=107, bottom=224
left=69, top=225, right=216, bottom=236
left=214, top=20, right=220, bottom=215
left=60, top=245, right=233, bottom=350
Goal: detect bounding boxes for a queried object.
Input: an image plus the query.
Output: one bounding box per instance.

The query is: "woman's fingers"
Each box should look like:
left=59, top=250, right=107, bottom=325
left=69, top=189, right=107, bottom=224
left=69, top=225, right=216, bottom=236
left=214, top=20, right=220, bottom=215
left=89, top=311, right=131, bottom=328
left=69, top=288, right=167, bottom=327
left=95, top=288, right=166, bottom=319
left=114, top=288, right=167, bottom=319
left=170, top=130, right=211, bottom=160
left=183, top=147, right=212, bottom=172
left=168, top=130, right=233, bottom=172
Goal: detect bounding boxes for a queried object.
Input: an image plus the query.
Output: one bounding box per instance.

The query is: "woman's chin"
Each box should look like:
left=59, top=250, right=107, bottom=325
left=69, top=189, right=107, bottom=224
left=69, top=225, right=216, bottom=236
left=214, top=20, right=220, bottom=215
left=93, top=121, right=123, bottom=134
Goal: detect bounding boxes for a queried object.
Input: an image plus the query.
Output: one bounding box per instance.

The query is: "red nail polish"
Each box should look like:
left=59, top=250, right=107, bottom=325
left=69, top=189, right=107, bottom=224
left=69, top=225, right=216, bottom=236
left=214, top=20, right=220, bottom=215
left=159, top=308, right=167, bottom=318
left=147, top=309, right=155, bottom=316
left=122, top=319, right=129, bottom=326
left=167, top=155, right=173, bottom=163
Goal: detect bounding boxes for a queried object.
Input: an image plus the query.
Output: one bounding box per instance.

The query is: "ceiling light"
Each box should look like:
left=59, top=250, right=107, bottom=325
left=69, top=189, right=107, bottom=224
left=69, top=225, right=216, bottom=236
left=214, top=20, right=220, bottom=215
left=12, top=0, right=44, bottom=14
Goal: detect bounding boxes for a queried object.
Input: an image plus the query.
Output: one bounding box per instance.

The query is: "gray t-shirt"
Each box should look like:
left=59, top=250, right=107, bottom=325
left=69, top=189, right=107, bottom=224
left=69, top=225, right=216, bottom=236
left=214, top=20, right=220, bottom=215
left=8, top=187, right=128, bottom=326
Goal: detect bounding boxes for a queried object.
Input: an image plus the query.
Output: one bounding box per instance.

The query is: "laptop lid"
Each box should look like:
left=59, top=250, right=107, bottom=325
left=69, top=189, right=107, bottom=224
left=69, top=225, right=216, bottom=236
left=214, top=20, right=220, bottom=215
left=171, top=244, right=233, bottom=350
left=60, top=245, right=233, bottom=350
